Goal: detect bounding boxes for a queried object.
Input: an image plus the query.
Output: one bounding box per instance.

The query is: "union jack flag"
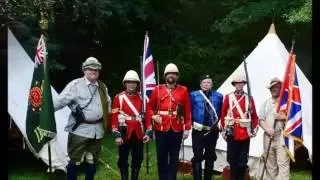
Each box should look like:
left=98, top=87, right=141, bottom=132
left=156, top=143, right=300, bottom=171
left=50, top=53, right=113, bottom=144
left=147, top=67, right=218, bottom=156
left=142, top=32, right=157, bottom=109
left=34, top=34, right=47, bottom=67
left=277, top=49, right=303, bottom=162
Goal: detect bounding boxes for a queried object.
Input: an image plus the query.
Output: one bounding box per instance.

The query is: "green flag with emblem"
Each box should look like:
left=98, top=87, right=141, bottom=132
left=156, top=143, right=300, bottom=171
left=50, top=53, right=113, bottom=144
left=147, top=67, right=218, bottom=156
left=26, top=34, right=56, bottom=153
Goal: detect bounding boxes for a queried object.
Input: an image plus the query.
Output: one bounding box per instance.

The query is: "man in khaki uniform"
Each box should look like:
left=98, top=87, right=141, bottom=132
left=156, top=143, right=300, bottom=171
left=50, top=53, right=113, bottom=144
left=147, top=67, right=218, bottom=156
left=259, top=77, right=289, bottom=180
left=54, top=57, right=111, bottom=180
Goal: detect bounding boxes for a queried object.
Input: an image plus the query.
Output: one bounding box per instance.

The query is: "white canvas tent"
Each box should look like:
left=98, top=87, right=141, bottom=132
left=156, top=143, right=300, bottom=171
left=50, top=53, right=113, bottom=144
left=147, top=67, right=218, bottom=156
left=181, top=23, right=312, bottom=178
left=8, top=28, right=70, bottom=172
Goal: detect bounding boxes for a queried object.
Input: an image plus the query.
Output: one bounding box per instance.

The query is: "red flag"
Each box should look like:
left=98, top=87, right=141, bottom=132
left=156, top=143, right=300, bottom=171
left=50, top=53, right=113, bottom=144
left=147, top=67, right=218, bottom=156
left=277, top=48, right=303, bottom=162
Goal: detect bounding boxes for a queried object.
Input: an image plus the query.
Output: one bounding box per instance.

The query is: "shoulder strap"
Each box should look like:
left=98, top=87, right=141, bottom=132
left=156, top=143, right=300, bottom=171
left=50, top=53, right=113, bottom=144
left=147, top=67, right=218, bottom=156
left=228, top=94, right=233, bottom=117
left=199, top=90, right=218, bottom=120
left=119, top=94, right=140, bottom=116
left=119, top=94, right=124, bottom=110
left=159, top=87, right=177, bottom=103
left=231, top=94, right=247, bottom=119
left=98, top=80, right=109, bottom=132
left=81, top=85, right=98, bottom=110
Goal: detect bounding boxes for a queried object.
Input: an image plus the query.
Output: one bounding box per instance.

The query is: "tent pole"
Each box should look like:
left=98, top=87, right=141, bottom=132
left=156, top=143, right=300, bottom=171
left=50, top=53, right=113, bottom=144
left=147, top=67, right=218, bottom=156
left=22, top=137, right=26, bottom=150
left=48, top=141, right=52, bottom=173
left=9, top=117, right=12, bottom=129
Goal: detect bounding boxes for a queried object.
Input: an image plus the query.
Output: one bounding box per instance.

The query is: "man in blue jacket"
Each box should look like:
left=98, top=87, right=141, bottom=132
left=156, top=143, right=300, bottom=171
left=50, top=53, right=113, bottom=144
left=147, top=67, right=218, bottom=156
left=189, top=74, right=223, bottom=180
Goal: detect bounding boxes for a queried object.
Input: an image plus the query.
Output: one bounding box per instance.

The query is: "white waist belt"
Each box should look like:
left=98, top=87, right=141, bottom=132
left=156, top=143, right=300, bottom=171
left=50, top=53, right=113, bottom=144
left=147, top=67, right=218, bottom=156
left=119, top=111, right=142, bottom=121
left=226, top=118, right=251, bottom=123
left=159, top=111, right=177, bottom=115
left=193, top=122, right=211, bottom=131
left=125, top=116, right=142, bottom=121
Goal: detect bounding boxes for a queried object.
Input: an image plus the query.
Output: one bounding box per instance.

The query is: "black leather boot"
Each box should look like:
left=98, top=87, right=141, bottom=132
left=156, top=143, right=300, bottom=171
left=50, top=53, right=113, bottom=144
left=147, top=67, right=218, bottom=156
left=120, top=168, right=128, bottom=180
left=204, top=168, right=213, bottom=180
left=131, top=168, right=140, bottom=180
left=230, top=166, right=237, bottom=180
left=192, top=162, right=202, bottom=180
left=204, top=160, right=214, bottom=180
left=237, top=167, right=246, bottom=180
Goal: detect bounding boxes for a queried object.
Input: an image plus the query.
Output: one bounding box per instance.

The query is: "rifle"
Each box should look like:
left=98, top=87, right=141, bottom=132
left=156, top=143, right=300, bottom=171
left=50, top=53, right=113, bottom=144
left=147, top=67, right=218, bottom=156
left=260, top=123, right=276, bottom=180
left=243, top=55, right=254, bottom=135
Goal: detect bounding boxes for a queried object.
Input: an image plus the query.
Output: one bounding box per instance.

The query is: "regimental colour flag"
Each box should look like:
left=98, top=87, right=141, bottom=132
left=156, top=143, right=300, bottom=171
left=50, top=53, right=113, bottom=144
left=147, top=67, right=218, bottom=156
left=142, top=32, right=157, bottom=109
left=277, top=48, right=303, bottom=162
left=26, top=34, right=57, bottom=153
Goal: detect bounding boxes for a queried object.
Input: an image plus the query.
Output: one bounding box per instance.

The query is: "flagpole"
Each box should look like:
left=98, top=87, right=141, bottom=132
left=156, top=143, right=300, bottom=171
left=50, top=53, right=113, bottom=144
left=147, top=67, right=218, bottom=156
left=141, top=31, right=150, bottom=174
left=282, top=38, right=297, bottom=162
left=39, top=12, right=53, bottom=174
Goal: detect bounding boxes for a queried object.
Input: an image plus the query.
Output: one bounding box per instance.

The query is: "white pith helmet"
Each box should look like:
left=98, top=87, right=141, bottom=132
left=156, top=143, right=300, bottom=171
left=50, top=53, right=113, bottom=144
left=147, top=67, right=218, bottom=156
left=122, top=70, right=140, bottom=83
left=231, top=73, right=247, bottom=86
left=164, top=63, right=179, bottom=76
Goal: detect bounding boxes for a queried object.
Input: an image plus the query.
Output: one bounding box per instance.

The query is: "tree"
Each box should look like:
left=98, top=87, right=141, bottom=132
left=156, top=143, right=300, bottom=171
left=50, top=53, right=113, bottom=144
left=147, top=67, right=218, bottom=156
left=5, top=0, right=312, bottom=93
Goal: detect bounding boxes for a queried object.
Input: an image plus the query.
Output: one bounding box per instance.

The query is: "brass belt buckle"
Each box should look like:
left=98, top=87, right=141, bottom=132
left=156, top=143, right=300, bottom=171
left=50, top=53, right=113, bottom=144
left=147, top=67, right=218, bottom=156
left=168, top=110, right=173, bottom=115
left=131, top=116, right=136, bottom=120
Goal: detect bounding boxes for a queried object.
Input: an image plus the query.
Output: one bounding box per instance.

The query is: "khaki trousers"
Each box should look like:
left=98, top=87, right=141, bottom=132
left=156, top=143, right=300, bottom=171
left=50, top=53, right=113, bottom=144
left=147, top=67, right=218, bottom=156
left=68, top=133, right=102, bottom=164
left=263, top=134, right=290, bottom=180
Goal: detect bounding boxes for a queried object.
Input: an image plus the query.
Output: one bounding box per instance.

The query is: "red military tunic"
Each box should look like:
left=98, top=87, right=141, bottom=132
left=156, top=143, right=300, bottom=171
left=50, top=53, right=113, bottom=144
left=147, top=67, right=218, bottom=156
left=221, top=92, right=259, bottom=140
left=146, top=84, right=192, bottom=132
left=110, top=91, right=151, bottom=140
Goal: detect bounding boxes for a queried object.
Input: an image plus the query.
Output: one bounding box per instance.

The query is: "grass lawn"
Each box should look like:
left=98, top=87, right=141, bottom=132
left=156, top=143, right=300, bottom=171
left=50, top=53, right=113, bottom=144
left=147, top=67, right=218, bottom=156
left=8, top=134, right=312, bottom=180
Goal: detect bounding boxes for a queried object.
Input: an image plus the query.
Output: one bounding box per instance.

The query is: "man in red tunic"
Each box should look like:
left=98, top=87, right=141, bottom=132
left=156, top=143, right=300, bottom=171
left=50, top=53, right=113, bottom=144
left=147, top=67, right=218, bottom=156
left=110, top=70, right=152, bottom=180
left=146, top=63, right=192, bottom=180
left=220, top=73, right=259, bottom=180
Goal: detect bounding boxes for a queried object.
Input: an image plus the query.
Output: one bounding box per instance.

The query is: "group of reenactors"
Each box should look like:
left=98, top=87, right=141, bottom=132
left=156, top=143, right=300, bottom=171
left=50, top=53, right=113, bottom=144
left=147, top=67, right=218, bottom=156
left=53, top=57, right=289, bottom=180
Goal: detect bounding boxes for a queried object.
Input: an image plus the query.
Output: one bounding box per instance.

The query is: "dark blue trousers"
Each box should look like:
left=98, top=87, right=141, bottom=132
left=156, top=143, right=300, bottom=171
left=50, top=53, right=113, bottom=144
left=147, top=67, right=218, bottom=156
left=155, top=129, right=183, bottom=180
left=227, top=137, right=250, bottom=180
left=192, top=130, right=219, bottom=169
left=117, top=132, right=144, bottom=170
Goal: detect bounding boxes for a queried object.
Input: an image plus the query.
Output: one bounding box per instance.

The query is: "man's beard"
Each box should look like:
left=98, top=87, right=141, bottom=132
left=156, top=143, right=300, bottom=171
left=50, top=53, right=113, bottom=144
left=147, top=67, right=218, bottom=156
left=272, top=93, right=280, bottom=98
left=166, top=77, right=177, bottom=84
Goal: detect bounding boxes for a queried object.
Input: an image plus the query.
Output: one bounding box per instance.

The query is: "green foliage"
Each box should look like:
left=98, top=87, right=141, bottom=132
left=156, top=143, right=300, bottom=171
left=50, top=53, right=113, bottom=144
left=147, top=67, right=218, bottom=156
left=5, top=0, right=312, bottom=93
left=211, top=0, right=310, bottom=34
left=283, top=0, right=312, bottom=24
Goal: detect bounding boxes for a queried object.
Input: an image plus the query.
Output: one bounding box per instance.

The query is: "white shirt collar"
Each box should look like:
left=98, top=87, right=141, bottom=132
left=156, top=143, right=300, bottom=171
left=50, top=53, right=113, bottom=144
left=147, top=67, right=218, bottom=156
left=84, top=76, right=99, bottom=86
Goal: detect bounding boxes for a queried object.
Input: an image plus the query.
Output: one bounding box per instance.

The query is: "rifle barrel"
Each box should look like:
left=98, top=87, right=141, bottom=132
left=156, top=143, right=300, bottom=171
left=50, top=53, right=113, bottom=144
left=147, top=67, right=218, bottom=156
left=243, top=56, right=254, bottom=134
